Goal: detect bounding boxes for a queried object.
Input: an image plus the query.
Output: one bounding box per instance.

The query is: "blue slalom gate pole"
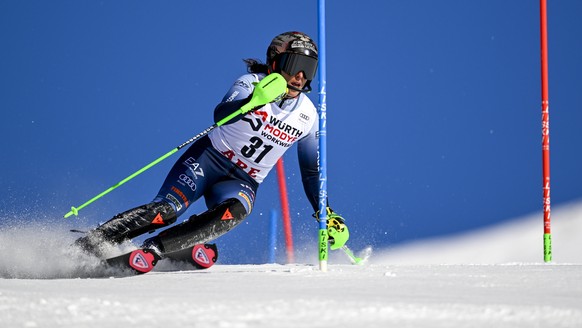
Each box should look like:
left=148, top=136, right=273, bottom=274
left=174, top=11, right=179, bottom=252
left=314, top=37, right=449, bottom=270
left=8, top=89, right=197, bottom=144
left=317, top=0, right=329, bottom=271
left=269, top=209, right=278, bottom=263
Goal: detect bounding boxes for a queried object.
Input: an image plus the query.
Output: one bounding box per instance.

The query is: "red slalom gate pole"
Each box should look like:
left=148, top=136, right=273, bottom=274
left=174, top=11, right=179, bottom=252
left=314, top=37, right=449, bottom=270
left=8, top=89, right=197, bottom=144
left=540, top=0, right=552, bottom=262
left=276, top=158, right=295, bottom=263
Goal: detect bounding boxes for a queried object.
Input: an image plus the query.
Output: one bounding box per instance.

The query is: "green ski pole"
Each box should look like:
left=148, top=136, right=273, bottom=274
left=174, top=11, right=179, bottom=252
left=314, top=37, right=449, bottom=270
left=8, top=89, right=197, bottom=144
left=340, top=245, right=363, bottom=265
left=64, top=73, right=287, bottom=218
left=340, top=245, right=372, bottom=265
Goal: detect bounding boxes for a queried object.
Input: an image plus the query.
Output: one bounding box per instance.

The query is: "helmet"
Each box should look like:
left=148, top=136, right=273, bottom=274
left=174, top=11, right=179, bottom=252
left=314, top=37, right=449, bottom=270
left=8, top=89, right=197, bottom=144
left=267, top=31, right=318, bottom=91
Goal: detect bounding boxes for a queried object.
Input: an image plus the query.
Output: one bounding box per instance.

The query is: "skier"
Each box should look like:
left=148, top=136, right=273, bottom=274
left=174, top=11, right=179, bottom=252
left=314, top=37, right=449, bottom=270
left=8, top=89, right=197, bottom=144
left=75, top=31, right=349, bottom=265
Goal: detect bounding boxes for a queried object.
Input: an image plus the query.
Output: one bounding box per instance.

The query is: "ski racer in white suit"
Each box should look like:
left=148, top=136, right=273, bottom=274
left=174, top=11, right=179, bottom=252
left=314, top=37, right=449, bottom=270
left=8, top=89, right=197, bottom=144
left=74, top=31, right=349, bottom=261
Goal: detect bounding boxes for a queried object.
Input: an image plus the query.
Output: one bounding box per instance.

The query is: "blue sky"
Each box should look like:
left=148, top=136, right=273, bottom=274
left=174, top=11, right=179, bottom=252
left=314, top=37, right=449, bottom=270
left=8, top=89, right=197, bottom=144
left=1, top=1, right=581, bottom=263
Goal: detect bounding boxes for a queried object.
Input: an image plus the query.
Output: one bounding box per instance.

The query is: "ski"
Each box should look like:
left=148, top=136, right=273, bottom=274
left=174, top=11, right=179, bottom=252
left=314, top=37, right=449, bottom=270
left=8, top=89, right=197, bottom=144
left=164, top=243, right=218, bottom=269
left=104, top=243, right=218, bottom=275
left=105, top=248, right=160, bottom=274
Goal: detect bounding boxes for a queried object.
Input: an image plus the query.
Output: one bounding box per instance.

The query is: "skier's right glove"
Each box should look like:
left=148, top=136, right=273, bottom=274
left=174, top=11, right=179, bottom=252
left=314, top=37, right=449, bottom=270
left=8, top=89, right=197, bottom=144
left=314, top=207, right=350, bottom=250
left=244, top=73, right=288, bottom=114
left=214, top=73, right=288, bottom=125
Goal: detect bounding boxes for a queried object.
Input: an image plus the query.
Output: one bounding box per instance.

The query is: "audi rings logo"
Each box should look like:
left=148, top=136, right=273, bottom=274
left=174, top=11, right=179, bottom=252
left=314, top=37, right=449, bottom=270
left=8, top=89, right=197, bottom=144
left=179, top=174, right=197, bottom=191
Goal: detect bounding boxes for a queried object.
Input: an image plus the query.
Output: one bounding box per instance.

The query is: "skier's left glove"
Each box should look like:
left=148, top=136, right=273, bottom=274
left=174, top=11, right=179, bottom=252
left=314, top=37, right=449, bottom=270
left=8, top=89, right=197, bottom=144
left=314, top=207, right=349, bottom=250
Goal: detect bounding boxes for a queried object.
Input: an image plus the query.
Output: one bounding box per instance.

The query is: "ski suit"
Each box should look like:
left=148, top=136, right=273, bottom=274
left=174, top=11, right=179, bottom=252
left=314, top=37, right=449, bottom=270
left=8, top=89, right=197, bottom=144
left=155, top=72, right=320, bottom=216
left=76, top=73, right=320, bottom=255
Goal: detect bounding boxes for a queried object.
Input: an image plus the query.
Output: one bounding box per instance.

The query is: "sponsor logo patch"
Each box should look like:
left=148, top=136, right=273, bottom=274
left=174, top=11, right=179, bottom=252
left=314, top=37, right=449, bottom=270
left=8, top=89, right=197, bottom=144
left=221, top=209, right=234, bottom=220
left=238, top=192, right=252, bottom=212
left=165, top=194, right=182, bottom=211
left=178, top=173, right=197, bottom=191
left=152, top=213, right=164, bottom=225
left=130, top=252, right=150, bottom=270
left=194, top=247, right=210, bottom=265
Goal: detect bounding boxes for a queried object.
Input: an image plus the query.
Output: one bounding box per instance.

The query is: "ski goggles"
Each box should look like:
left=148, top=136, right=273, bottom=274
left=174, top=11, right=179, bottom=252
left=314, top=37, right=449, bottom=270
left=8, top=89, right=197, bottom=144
left=276, top=53, right=318, bottom=80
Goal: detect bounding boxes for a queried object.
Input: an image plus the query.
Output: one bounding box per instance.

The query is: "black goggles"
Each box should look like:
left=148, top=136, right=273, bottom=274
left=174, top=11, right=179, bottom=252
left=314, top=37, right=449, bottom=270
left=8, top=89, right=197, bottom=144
left=276, top=53, right=318, bottom=80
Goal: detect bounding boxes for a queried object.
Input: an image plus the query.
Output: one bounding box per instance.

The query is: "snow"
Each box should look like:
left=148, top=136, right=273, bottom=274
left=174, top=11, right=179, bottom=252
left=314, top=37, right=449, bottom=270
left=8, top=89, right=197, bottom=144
left=1, top=202, right=582, bottom=327
left=379, top=200, right=582, bottom=265
left=2, top=264, right=581, bottom=328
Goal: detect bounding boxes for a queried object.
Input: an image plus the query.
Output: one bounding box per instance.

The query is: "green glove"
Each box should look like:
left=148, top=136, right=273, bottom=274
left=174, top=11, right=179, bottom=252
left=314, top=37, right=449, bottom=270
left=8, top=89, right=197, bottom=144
left=314, top=207, right=349, bottom=250
left=243, top=73, right=288, bottom=114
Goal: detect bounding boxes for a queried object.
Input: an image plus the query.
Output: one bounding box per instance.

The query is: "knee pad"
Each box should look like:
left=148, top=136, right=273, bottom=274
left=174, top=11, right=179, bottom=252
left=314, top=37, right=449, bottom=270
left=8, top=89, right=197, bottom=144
left=157, top=198, right=247, bottom=254
left=94, top=201, right=177, bottom=244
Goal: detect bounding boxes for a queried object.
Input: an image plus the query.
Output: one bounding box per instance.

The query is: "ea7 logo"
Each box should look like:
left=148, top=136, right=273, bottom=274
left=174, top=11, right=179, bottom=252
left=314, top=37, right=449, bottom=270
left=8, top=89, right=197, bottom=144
left=183, top=157, right=204, bottom=179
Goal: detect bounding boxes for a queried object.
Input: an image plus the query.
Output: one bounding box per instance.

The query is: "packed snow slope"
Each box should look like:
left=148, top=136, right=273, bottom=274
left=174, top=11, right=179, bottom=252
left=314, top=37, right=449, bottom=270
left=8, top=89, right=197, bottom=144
left=1, top=201, right=581, bottom=327
left=1, top=264, right=581, bottom=328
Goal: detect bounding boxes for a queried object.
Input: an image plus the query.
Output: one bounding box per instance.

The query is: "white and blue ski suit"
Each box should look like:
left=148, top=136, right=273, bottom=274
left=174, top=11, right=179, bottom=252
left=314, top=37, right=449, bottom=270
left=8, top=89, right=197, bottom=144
left=75, top=73, right=321, bottom=255
left=155, top=73, right=320, bottom=217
